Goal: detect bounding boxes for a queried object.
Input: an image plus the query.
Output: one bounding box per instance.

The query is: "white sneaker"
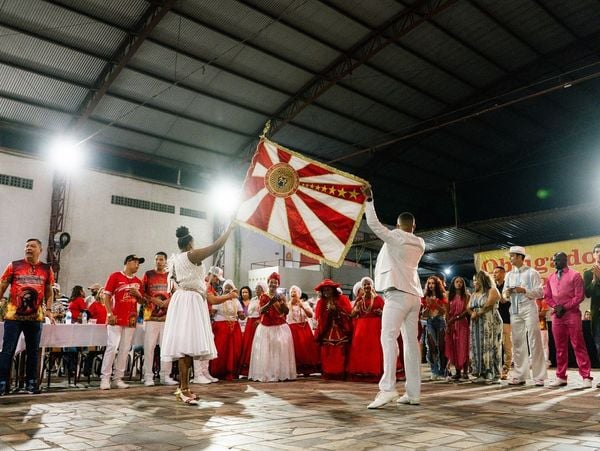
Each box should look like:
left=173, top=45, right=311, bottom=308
left=100, top=379, right=111, bottom=390
left=205, top=373, right=218, bottom=383
left=367, top=390, right=398, bottom=409
left=114, top=379, right=130, bottom=389
left=144, top=379, right=155, bottom=387
left=397, top=394, right=420, bottom=405
left=582, top=378, right=593, bottom=389
left=548, top=378, right=567, bottom=388
left=191, top=375, right=212, bottom=385
left=161, top=376, right=178, bottom=386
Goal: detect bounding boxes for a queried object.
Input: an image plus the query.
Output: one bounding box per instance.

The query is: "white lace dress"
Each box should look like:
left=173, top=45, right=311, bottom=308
left=160, top=252, right=217, bottom=361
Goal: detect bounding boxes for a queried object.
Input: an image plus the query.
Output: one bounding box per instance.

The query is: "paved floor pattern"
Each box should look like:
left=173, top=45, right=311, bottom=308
left=0, top=368, right=598, bottom=450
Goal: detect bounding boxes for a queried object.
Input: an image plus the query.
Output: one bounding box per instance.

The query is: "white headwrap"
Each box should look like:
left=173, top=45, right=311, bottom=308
left=352, top=281, right=362, bottom=298
left=289, top=285, right=302, bottom=298
left=255, top=280, right=268, bottom=293
left=223, top=279, right=236, bottom=290
left=361, top=276, right=375, bottom=290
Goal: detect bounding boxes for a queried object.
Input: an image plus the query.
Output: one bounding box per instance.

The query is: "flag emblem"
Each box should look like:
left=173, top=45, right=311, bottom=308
left=236, top=138, right=368, bottom=268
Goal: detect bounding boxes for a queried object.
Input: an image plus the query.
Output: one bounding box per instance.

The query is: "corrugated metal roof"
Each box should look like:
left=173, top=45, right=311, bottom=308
left=0, top=63, right=87, bottom=111
left=53, top=0, right=149, bottom=30
left=151, top=12, right=312, bottom=93
left=0, top=25, right=104, bottom=85
left=0, top=96, right=72, bottom=130
left=0, top=0, right=597, bottom=267
left=177, top=0, right=340, bottom=72
left=1, top=0, right=125, bottom=58
left=127, top=42, right=287, bottom=113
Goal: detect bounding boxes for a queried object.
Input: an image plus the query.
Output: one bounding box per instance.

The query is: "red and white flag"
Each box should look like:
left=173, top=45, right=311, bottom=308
left=236, top=138, right=368, bottom=268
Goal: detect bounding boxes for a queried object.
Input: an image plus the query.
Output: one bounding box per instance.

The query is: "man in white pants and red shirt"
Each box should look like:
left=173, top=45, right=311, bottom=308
left=100, top=254, right=145, bottom=390
left=141, top=252, right=177, bottom=386
left=502, top=246, right=547, bottom=386
left=363, top=186, right=425, bottom=408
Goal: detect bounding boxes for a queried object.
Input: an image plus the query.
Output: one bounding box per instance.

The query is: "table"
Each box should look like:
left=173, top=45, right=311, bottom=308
left=0, top=323, right=145, bottom=389
left=0, top=323, right=145, bottom=351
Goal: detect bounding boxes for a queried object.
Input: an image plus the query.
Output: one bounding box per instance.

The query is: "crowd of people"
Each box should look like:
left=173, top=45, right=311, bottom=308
left=0, top=188, right=599, bottom=408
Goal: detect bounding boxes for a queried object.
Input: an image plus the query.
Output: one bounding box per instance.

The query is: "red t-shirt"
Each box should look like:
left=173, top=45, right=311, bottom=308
left=88, top=300, right=107, bottom=324
left=1, top=259, right=54, bottom=321
left=104, top=271, right=144, bottom=327
left=68, top=296, right=87, bottom=322
left=142, top=270, right=169, bottom=322
left=259, top=293, right=287, bottom=326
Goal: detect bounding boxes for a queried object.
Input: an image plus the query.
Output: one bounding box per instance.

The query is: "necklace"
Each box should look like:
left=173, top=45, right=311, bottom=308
left=359, top=295, right=374, bottom=314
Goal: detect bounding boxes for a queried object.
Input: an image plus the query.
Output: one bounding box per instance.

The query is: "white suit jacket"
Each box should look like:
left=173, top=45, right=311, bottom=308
left=364, top=201, right=425, bottom=297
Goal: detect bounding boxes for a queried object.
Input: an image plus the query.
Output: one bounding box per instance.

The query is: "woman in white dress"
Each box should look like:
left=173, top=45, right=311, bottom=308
left=249, top=272, right=296, bottom=382
left=161, top=225, right=237, bottom=404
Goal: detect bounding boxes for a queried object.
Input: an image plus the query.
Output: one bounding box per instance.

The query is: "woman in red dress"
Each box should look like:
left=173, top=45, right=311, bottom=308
left=239, top=281, right=266, bottom=377
left=209, top=279, right=243, bottom=380
left=314, top=279, right=353, bottom=380
left=444, top=276, right=470, bottom=381
left=287, top=285, right=320, bottom=376
left=347, top=277, right=384, bottom=382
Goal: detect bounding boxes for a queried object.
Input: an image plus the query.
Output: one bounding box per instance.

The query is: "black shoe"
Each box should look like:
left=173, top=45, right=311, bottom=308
left=25, top=380, right=41, bottom=394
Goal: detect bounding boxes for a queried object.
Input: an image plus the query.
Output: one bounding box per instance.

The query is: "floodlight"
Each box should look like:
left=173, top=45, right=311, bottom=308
left=210, top=179, right=241, bottom=216
left=48, top=136, right=85, bottom=171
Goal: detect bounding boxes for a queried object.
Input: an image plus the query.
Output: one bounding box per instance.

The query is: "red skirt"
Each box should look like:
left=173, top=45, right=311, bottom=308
left=289, top=322, right=320, bottom=376
left=209, top=320, right=242, bottom=380
left=346, top=317, right=383, bottom=382
left=320, top=343, right=348, bottom=380
left=239, top=317, right=259, bottom=376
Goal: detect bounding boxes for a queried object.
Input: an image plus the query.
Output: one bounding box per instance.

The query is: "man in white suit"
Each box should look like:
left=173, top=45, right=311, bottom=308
left=363, top=186, right=425, bottom=408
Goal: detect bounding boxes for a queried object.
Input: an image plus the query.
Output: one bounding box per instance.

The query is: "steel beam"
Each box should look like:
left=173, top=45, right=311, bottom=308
left=266, top=0, right=459, bottom=137
left=71, top=0, right=176, bottom=130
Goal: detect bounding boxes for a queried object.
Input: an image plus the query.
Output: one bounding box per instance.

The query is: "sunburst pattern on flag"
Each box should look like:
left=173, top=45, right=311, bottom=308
left=236, top=138, right=368, bottom=268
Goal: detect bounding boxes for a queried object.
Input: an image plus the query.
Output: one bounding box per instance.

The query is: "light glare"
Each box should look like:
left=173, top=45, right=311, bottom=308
left=48, top=136, right=85, bottom=171
left=210, top=180, right=240, bottom=216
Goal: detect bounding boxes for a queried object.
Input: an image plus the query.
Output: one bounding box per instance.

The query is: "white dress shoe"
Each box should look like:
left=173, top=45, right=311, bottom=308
left=397, top=394, right=420, bottom=405
left=100, top=379, right=111, bottom=390
left=367, top=390, right=398, bottom=409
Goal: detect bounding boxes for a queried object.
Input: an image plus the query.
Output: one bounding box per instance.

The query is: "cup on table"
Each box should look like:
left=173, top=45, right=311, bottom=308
left=89, top=319, right=97, bottom=324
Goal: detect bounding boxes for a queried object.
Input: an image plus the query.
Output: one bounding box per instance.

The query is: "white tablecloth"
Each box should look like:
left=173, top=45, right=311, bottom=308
left=0, top=323, right=145, bottom=352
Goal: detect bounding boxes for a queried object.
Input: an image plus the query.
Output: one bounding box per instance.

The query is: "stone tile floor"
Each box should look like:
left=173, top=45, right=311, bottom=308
left=0, top=366, right=598, bottom=450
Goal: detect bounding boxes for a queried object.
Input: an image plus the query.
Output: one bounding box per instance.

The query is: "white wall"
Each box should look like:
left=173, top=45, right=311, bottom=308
left=0, top=152, right=52, bottom=267
left=1, top=150, right=215, bottom=293
left=1, top=150, right=370, bottom=298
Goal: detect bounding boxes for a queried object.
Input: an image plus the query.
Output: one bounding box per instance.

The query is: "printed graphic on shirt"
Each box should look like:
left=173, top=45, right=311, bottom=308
left=1, top=260, right=54, bottom=321
left=142, top=270, right=169, bottom=321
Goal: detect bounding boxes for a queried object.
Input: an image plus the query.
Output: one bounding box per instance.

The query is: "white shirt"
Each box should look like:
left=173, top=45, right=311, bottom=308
left=364, top=201, right=425, bottom=297
left=503, top=265, right=543, bottom=315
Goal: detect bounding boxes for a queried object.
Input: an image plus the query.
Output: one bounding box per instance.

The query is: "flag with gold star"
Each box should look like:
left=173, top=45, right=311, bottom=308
left=236, top=138, right=368, bottom=268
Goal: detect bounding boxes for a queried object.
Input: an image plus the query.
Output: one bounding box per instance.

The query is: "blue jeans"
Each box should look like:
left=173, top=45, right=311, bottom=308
left=425, top=316, right=447, bottom=376
left=0, top=320, right=43, bottom=382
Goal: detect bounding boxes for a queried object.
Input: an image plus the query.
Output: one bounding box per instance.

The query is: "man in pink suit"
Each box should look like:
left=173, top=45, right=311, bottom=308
left=544, top=252, right=593, bottom=389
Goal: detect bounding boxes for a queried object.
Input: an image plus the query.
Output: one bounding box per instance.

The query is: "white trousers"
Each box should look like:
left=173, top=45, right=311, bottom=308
left=101, top=325, right=135, bottom=381
left=510, top=300, right=547, bottom=382
left=143, top=321, right=171, bottom=381
left=193, top=358, right=211, bottom=376
left=379, top=290, right=421, bottom=399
